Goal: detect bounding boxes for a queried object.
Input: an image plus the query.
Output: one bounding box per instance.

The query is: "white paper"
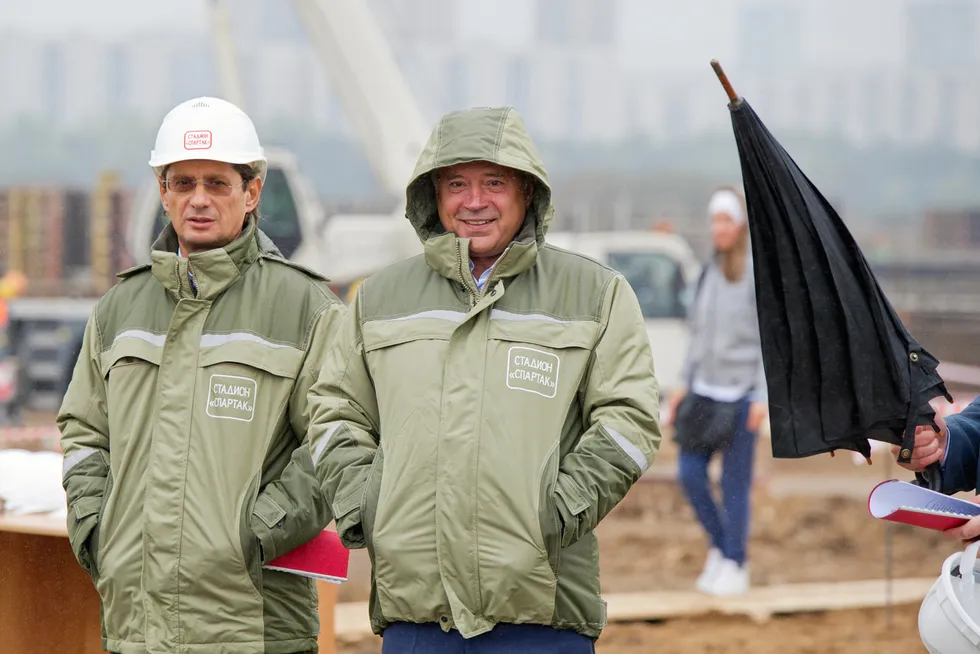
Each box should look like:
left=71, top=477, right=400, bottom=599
left=869, top=480, right=980, bottom=519
left=263, top=564, right=346, bottom=584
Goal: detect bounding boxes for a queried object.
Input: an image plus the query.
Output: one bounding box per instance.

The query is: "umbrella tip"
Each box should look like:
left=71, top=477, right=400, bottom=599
left=709, top=59, right=739, bottom=104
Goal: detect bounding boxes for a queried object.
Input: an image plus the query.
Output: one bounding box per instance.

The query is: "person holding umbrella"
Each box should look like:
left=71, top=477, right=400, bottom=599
left=899, top=403, right=980, bottom=542
left=666, top=185, right=768, bottom=597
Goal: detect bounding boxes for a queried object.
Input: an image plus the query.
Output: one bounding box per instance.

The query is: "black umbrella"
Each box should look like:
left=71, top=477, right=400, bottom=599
left=709, top=60, right=952, bottom=490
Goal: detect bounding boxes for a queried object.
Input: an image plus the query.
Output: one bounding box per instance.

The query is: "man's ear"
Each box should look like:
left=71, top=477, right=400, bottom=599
left=245, top=177, right=263, bottom=212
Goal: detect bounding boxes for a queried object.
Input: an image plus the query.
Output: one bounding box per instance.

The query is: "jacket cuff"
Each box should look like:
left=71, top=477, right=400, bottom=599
left=67, top=496, right=102, bottom=576
left=554, top=473, right=591, bottom=549
left=331, top=487, right=366, bottom=549
left=250, top=493, right=287, bottom=564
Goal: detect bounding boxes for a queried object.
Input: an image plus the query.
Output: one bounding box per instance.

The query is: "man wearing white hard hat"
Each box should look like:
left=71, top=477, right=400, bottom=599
left=58, top=97, right=344, bottom=653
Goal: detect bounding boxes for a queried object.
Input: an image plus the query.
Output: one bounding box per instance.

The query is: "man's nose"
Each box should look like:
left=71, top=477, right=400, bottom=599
left=189, top=183, right=212, bottom=207
left=462, top=186, right=489, bottom=211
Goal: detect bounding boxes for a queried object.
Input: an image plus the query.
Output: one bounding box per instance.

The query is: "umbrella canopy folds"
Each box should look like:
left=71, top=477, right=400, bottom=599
left=709, top=60, right=951, bottom=488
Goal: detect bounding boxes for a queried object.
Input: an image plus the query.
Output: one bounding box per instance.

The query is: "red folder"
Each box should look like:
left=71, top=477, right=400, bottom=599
left=263, top=529, right=349, bottom=584
left=868, top=479, right=980, bottom=531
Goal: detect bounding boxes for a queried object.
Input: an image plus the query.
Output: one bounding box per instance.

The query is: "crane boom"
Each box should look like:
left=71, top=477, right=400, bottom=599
left=208, top=0, right=246, bottom=108
left=289, top=0, right=432, bottom=197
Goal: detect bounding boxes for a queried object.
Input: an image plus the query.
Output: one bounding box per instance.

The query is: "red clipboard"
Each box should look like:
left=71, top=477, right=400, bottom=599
left=263, top=529, right=349, bottom=584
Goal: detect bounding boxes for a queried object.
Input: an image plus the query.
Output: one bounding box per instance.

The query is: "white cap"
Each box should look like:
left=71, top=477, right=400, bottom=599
left=708, top=189, right=745, bottom=225
left=149, top=96, right=267, bottom=181
left=918, top=540, right=980, bottom=653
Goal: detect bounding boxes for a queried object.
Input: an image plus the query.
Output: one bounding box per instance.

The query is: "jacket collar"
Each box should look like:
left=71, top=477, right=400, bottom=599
left=422, top=218, right=539, bottom=293
left=150, top=217, right=260, bottom=300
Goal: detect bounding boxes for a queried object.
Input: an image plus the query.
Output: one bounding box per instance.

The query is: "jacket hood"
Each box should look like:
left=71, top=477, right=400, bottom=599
left=405, top=106, right=553, bottom=247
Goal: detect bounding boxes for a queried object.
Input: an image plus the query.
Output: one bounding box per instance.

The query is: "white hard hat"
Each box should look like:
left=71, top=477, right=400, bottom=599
left=919, top=540, right=980, bottom=653
left=148, top=96, right=267, bottom=181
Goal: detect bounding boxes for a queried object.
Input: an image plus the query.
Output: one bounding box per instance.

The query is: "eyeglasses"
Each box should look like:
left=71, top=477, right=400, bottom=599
left=164, top=177, right=248, bottom=197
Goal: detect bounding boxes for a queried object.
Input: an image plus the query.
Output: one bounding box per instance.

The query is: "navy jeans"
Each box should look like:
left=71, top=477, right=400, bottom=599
left=677, top=399, right=757, bottom=565
left=381, top=622, right=596, bottom=653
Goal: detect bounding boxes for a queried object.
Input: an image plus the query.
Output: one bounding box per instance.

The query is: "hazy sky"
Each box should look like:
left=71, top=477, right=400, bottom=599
left=0, top=0, right=921, bottom=72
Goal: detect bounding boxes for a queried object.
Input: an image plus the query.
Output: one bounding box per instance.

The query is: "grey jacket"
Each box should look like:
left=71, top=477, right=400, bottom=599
left=680, top=257, right=767, bottom=404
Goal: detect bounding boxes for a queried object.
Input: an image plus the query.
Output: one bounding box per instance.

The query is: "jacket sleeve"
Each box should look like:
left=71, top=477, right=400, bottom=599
left=308, top=290, right=380, bottom=550
left=941, top=398, right=980, bottom=495
left=555, top=275, right=663, bottom=548
left=249, top=301, right=346, bottom=564
left=57, top=310, right=110, bottom=579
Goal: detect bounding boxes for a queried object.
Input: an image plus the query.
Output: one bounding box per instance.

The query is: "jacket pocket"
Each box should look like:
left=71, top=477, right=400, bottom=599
left=101, top=341, right=161, bottom=446
left=238, top=472, right=264, bottom=595
left=90, top=467, right=114, bottom=579
left=537, top=443, right=562, bottom=577
left=487, top=319, right=596, bottom=406
left=68, top=495, right=104, bottom=581
left=197, top=339, right=303, bottom=427
left=360, top=444, right=385, bottom=556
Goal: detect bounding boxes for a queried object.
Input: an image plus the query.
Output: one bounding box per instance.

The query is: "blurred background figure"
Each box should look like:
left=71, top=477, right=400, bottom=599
left=666, top=186, right=768, bottom=596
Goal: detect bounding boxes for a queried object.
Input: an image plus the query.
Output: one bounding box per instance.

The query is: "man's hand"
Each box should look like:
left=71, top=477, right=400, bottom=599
left=945, top=495, right=980, bottom=543
left=892, top=416, right=948, bottom=472
left=665, top=387, right=687, bottom=425
left=746, top=402, right=768, bottom=433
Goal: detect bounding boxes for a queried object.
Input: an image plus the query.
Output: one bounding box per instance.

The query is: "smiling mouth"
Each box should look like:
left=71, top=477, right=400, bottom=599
left=463, top=219, right=494, bottom=227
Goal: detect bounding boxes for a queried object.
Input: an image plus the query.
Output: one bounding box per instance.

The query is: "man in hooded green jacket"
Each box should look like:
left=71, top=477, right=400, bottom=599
left=58, top=97, right=342, bottom=654
left=308, top=106, right=663, bottom=652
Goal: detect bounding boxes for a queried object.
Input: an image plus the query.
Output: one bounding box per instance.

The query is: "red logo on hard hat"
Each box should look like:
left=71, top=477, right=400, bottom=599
left=184, top=130, right=212, bottom=150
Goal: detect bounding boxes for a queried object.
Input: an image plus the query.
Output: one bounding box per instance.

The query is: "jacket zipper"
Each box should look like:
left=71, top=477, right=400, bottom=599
left=455, top=241, right=476, bottom=308
left=173, top=258, right=183, bottom=300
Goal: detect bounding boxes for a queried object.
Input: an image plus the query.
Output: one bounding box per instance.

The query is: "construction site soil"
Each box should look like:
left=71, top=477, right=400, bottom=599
left=336, top=437, right=955, bottom=653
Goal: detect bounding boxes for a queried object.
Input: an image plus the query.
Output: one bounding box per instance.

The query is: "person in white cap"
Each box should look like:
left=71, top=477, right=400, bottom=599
left=665, top=185, right=768, bottom=597
left=58, top=97, right=344, bottom=653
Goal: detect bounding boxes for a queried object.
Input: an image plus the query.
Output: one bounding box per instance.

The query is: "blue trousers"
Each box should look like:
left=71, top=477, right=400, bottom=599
left=381, top=622, right=596, bottom=653
left=677, top=399, right=757, bottom=566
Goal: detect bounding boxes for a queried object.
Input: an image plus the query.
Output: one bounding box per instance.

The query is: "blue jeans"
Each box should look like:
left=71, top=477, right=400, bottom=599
left=381, top=622, right=596, bottom=653
left=677, top=399, right=757, bottom=566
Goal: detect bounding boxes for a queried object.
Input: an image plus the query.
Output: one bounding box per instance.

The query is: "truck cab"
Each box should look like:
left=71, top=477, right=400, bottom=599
left=545, top=230, right=702, bottom=395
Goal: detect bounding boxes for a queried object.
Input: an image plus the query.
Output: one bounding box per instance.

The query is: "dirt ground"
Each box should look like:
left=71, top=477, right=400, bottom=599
left=338, top=605, right=928, bottom=654
left=336, top=466, right=951, bottom=652
left=13, top=413, right=950, bottom=652
left=339, top=433, right=953, bottom=602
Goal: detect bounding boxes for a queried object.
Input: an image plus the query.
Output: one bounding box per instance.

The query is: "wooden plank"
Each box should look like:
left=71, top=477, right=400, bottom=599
left=0, top=512, right=68, bottom=537
left=604, top=578, right=936, bottom=623
left=316, top=580, right=338, bottom=654
left=335, top=601, right=372, bottom=641
left=0, top=529, right=104, bottom=653
left=0, top=513, right=338, bottom=651
left=333, top=578, right=937, bottom=640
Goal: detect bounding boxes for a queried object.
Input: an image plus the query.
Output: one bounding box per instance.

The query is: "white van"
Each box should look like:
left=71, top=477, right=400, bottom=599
left=545, top=230, right=702, bottom=394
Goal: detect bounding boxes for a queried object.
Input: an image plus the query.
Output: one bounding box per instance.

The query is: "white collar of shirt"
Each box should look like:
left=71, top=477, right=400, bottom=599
left=469, top=259, right=495, bottom=292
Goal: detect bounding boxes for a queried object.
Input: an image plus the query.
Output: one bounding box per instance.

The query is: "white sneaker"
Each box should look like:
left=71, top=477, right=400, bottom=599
left=704, top=558, right=749, bottom=596
left=695, top=548, right=723, bottom=593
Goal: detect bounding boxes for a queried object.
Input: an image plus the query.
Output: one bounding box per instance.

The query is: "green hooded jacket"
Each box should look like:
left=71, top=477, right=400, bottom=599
left=59, top=218, right=344, bottom=653
left=308, top=107, right=662, bottom=639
